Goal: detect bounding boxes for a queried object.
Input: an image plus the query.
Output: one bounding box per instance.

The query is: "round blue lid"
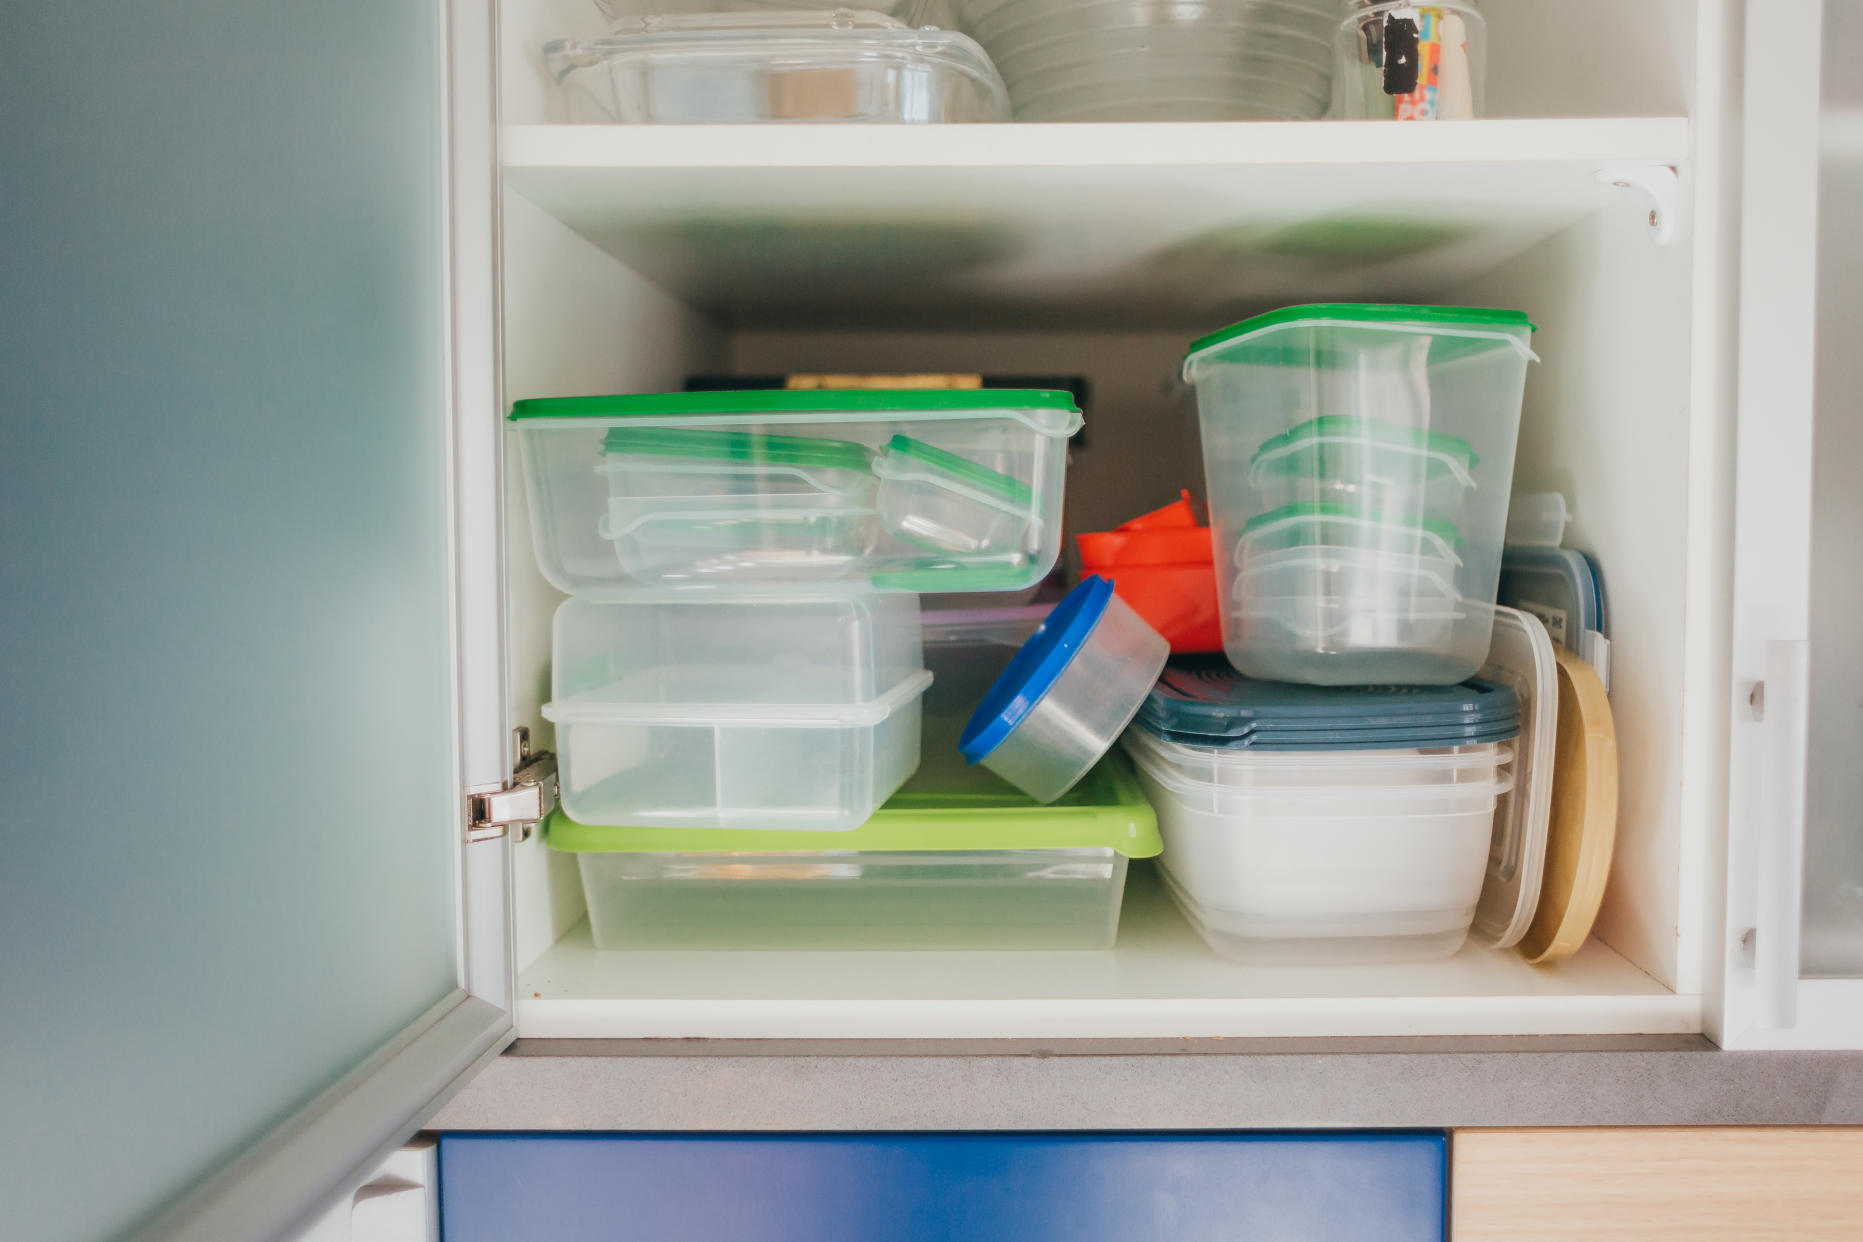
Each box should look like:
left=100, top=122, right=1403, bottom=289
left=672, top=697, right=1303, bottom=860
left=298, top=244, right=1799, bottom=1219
left=959, top=576, right=1115, bottom=763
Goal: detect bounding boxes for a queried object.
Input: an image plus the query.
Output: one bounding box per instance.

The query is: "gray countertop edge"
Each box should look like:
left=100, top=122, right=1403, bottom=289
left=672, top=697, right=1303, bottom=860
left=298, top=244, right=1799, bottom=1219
left=427, top=1037, right=1863, bottom=1130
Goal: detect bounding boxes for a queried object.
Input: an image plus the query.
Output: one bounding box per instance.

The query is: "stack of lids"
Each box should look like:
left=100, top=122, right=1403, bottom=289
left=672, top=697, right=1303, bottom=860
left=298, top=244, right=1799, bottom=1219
left=1134, top=655, right=1520, bottom=751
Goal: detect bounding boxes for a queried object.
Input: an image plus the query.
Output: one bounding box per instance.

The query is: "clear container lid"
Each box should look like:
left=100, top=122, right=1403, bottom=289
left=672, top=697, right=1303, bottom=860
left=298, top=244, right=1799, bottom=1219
left=1504, top=490, right=1572, bottom=548
left=545, top=752, right=1162, bottom=856
left=1182, top=303, right=1537, bottom=381
left=1499, top=546, right=1603, bottom=643
left=1471, top=606, right=1557, bottom=949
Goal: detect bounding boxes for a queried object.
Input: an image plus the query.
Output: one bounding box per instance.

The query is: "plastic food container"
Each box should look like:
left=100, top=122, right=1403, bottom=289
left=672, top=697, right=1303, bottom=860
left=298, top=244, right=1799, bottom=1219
left=1332, top=1, right=1486, bottom=121
left=544, top=11, right=1010, bottom=125
left=546, top=755, right=1161, bottom=950
left=954, top=0, right=1338, bottom=122
left=511, top=389, right=1081, bottom=594
left=874, top=434, right=1038, bottom=556
left=1471, top=607, right=1557, bottom=950
left=1185, top=304, right=1536, bottom=685
left=541, top=591, right=930, bottom=830
left=1076, top=491, right=1223, bottom=654
left=1249, top=417, right=1478, bottom=520
left=1125, top=727, right=1514, bottom=962
left=917, top=598, right=1054, bottom=792
left=1504, top=491, right=1572, bottom=548
left=960, top=576, right=1170, bottom=804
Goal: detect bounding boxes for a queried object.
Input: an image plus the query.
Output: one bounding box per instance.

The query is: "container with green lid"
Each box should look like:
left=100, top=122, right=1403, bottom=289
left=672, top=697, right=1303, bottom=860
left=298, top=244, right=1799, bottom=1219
left=510, top=388, right=1082, bottom=594
left=550, top=755, right=1158, bottom=951
left=1182, top=305, right=1536, bottom=685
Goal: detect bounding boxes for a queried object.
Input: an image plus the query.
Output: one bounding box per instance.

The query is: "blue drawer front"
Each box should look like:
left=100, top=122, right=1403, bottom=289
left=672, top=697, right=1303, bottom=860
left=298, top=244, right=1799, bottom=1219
left=438, top=1132, right=1445, bottom=1242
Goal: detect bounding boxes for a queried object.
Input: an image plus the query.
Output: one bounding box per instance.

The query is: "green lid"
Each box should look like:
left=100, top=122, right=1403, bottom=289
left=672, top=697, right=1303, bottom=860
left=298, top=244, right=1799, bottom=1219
left=877, top=435, right=1034, bottom=506
left=1251, top=416, right=1479, bottom=472
left=1186, top=304, right=1536, bottom=362
left=602, top=425, right=873, bottom=474
left=1241, top=501, right=1465, bottom=548
left=510, top=388, right=1082, bottom=422
left=546, top=753, right=1161, bottom=857
left=867, top=561, right=1040, bottom=592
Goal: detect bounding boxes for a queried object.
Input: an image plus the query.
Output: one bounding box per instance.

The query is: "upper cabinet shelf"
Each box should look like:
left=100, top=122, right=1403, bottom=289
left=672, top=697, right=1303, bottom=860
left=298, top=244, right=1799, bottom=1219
left=502, top=118, right=1691, bottom=329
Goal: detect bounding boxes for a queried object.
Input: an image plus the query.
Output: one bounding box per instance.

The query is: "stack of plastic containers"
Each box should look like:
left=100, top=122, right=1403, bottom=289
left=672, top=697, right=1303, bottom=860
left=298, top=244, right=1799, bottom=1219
left=951, top=0, right=1339, bottom=122
left=1122, top=662, right=1518, bottom=962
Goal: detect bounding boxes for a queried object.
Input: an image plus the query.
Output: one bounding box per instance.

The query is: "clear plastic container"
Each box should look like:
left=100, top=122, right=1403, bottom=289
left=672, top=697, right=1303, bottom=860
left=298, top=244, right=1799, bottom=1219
left=512, top=389, right=1081, bottom=595
left=1185, top=304, right=1536, bottom=685
left=1249, top=418, right=1478, bottom=520
left=952, top=0, right=1337, bottom=122
left=873, top=434, right=1038, bottom=557
left=1130, top=740, right=1513, bottom=963
left=1124, top=725, right=1511, bottom=791
left=547, top=755, right=1161, bottom=951
left=541, top=591, right=929, bottom=830
left=1503, top=491, right=1572, bottom=548
left=544, top=11, right=1010, bottom=124
left=960, top=576, right=1170, bottom=804
left=1332, top=1, right=1486, bottom=121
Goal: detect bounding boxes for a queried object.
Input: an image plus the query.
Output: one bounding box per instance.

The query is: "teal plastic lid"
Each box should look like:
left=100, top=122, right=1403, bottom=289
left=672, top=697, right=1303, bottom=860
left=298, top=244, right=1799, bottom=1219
left=878, top=435, right=1033, bottom=506
left=511, top=388, right=1082, bottom=421
left=1185, top=304, right=1536, bottom=363
left=1241, top=501, right=1465, bottom=549
left=602, top=425, right=873, bottom=474
left=1251, top=415, right=1478, bottom=472
left=545, top=753, right=1161, bottom=857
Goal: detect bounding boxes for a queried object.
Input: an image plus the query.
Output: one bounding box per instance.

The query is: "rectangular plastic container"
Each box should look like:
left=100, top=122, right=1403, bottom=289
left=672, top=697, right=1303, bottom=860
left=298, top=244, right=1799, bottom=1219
left=1124, top=728, right=1513, bottom=962
left=541, top=591, right=929, bottom=830
left=544, top=12, right=1010, bottom=125
left=1184, top=304, right=1536, bottom=686
left=547, top=756, right=1161, bottom=950
left=511, top=389, right=1082, bottom=595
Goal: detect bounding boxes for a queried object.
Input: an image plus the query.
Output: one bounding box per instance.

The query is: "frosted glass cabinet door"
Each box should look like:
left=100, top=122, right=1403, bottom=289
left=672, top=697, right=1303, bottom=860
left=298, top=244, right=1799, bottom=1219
left=1720, top=0, right=1863, bottom=1049
left=0, top=1, right=509, bottom=1240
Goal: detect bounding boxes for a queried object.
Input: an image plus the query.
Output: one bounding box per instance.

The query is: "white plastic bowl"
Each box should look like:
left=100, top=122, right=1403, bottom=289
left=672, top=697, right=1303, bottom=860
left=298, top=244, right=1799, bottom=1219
left=960, top=576, right=1169, bottom=804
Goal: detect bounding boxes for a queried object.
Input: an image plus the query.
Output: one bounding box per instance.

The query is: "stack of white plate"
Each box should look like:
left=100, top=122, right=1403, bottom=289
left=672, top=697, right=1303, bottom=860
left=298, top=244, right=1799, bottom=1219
left=954, top=0, right=1338, bottom=121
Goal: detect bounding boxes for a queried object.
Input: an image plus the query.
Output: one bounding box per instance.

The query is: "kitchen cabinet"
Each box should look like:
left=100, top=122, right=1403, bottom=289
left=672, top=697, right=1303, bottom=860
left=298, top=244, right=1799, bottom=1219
left=4, top=0, right=1861, bottom=1239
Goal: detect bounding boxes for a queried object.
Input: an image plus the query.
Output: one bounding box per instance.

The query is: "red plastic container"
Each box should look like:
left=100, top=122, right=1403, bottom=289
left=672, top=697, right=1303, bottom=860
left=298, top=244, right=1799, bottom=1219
left=1076, top=491, right=1223, bottom=653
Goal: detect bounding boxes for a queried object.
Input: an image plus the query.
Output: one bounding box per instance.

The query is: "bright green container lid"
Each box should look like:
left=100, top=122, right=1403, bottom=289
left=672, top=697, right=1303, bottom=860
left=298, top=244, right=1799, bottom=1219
left=602, top=425, right=873, bottom=474
left=546, top=754, right=1161, bottom=857
left=1241, top=501, right=1466, bottom=549
left=1251, top=415, right=1478, bottom=473
left=1183, top=304, right=1536, bottom=376
left=878, top=434, right=1033, bottom=506
left=511, top=388, right=1082, bottom=422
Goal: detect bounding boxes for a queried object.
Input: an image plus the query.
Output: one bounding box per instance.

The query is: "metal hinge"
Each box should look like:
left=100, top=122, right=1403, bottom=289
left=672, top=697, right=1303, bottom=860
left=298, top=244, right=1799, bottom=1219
left=466, top=726, right=557, bottom=844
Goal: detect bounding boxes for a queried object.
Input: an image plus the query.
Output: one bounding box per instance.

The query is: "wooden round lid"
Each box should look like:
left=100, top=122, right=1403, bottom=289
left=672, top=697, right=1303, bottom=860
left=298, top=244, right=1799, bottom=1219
left=1519, top=648, right=1618, bottom=964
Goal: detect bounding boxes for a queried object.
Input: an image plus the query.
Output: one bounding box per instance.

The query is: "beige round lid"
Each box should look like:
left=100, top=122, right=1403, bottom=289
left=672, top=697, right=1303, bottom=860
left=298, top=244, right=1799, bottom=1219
left=1519, top=648, right=1618, bottom=964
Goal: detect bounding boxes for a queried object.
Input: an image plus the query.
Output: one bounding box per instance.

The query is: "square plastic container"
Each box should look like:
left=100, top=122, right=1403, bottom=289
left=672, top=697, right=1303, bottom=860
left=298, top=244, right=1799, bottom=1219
left=1332, top=1, right=1486, bottom=121
left=1126, top=730, right=1514, bottom=962
left=544, top=11, right=1010, bottom=124
left=541, top=591, right=930, bottom=830
left=546, top=755, right=1161, bottom=950
left=1185, top=304, right=1536, bottom=685
left=512, top=389, right=1082, bottom=595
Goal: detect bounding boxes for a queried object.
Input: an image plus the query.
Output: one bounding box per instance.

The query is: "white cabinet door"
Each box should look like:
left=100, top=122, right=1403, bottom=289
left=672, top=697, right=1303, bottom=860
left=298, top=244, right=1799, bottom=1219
left=0, top=0, right=511, bottom=1238
left=1718, top=0, right=1863, bottom=1049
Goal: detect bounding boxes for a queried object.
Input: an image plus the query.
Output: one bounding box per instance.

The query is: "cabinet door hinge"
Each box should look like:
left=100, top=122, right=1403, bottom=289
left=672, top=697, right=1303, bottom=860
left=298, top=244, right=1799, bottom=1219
left=466, top=726, right=557, bottom=843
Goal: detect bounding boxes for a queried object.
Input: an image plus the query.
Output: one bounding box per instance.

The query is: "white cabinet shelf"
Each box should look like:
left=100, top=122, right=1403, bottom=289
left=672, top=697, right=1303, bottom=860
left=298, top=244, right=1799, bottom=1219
left=501, top=118, right=1691, bottom=328
left=517, top=864, right=1697, bottom=1040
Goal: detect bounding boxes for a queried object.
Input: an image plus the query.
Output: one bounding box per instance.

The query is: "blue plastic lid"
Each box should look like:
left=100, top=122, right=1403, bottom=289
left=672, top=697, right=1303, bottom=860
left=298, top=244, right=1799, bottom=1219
left=1139, top=657, right=1518, bottom=740
left=1137, top=716, right=1521, bottom=752
left=1499, top=547, right=1604, bottom=646
left=959, top=576, right=1115, bottom=763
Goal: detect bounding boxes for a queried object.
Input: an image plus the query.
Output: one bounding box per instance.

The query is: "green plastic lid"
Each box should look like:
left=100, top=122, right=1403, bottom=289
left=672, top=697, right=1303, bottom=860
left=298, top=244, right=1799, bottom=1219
left=510, top=388, right=1082, bottom=422
left=1241, top=501, right=1465, bottom=548
left=601, top=425, right=873, bottom=474
left=867, top=561, right=1041, bottom=592
left=1185, top=304, right=1536, bottom=363
left=545, top=754, right=1161, bottom=857
left=878, top=435, right=1033, bottom=506
left=1251, top=416, right=1479, bottom=472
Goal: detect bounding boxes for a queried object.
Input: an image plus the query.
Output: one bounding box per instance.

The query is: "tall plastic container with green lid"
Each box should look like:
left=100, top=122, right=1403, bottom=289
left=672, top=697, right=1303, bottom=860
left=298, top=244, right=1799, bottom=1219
left=1183, top=304, right=1536, bottom=686
left=510, top=388, right=1082, bottom=595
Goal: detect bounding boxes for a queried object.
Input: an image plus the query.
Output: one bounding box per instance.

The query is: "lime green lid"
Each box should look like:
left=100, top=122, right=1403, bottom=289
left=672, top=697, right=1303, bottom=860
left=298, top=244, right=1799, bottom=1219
left=602, top=425, right=873, bottom=474
left=510, top=388, right=1082, bottom=421
left=546, top=754, right=1161, bottom=857
left=1186, top=304, right=1536, bottom=362
left=1241, top=501, right=1465, bottom=548
left=1251, top=416, right=1479, bottom=471
left=879, top=435, right=1033, bottom=505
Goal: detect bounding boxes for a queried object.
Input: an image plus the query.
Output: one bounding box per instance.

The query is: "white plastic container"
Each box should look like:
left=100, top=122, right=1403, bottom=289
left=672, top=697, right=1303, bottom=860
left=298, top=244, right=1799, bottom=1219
left=544, top=11, right=1010, bottom=125
left=511, top=389, right=1081, bottom=595
left=1186, top=304, right=1536, bottom=685
left=960, top=576, right=1169, bottom=804
left=1128, top=733, right=1513, bottom=962
left=541, top=591, right=930, bottom=830
left=1124, top=725, right=1509, bottom=791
